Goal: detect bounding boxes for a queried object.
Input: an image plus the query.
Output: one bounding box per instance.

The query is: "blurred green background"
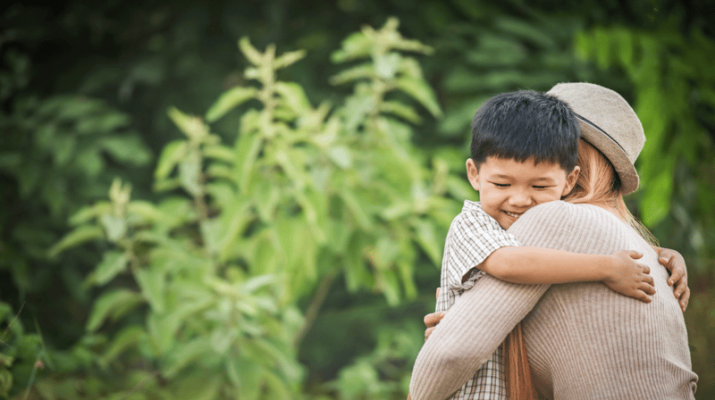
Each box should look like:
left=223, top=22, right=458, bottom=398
left=1, top=0, right=713, bottom=399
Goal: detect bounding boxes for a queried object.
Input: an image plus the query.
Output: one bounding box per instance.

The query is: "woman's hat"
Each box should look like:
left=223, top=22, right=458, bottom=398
left=547, top=82, right=645, bottom=195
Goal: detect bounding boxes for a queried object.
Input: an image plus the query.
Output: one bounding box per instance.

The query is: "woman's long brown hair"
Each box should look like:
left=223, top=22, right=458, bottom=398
left=503, top=138, right=657, bottom=400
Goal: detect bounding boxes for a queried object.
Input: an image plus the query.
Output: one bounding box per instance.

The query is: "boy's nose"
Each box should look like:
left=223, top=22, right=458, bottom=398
left=508, top=192, right=533, bottom=207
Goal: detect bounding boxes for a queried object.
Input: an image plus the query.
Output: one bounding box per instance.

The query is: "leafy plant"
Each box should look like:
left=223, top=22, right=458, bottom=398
left=38, top=18, right=453, bottom=399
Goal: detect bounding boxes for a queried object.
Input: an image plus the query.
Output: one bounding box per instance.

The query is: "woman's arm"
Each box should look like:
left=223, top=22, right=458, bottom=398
left=409, top=277, right=549, bottom=400
left=409, top=201, right=616, bottom=400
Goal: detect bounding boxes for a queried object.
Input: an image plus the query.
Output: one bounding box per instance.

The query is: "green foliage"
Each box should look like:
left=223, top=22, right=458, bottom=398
left=3, top=1, right=714, bottom=398
left=575, top=23, right=715, bottom=396
left=0, top=302, right=46, bottom=399
left=35, top=19, right=450, bottom=399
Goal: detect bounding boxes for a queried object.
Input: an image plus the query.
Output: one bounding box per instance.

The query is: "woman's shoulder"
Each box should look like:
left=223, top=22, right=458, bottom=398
left=507, top=201, right=627, bottom=250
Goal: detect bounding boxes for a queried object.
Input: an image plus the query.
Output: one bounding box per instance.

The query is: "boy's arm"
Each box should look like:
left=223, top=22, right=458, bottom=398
left=480, top=246, right=655, bottom=302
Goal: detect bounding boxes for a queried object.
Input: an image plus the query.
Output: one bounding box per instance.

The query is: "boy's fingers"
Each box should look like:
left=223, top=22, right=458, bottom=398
left=425, top=327, right=436, bottom=341
left=629, top=250, right=644, bottom=259
left=636, top=290, right=652, bottom=303
left=642, top=275, right=655, bottom=287
left=641, top=264, right=650, bottom=275
left=640, top=282, right=656, bottom=295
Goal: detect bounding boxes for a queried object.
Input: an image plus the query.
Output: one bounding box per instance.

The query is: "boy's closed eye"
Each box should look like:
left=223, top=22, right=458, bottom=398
left=491, top=182, right=510, bottom=188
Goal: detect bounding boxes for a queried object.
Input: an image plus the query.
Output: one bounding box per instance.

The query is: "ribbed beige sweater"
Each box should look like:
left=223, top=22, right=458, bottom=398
left=409, top=201, right=697, bottom=400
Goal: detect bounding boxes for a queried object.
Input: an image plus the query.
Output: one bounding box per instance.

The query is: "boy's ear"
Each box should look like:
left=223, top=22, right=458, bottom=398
left=561, top=165, right=581, bottom=196
left=466, top=159, right=481, bottom=191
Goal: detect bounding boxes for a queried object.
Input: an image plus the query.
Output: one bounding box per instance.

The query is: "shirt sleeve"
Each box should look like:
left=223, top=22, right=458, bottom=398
left=409, top=201, right=578, bottom=400
left=449, top=209, right=521, bottom=287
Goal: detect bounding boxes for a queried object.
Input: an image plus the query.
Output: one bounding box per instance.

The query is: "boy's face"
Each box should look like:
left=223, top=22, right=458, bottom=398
left=466, top=157, right=580, bottom=229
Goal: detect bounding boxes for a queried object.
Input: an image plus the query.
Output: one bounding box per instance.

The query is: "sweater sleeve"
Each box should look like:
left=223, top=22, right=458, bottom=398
left=409, top=201, right=593, bottom=400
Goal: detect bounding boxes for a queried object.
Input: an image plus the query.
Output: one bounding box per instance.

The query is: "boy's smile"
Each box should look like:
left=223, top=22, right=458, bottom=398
left=466, top=157, right=579, bottom=229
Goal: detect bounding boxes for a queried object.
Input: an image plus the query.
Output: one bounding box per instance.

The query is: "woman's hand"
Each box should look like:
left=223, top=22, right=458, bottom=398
left=656, top=247, right=690, bottom=311
left=424, top=311, right=446, bottom=341
left=424, top=288, right=446, bottom=341
left=603, top=250, right=655, bottom=303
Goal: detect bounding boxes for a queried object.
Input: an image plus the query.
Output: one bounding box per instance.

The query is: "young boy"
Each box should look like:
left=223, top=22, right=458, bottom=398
left=436, top=90, right=655, bottom=400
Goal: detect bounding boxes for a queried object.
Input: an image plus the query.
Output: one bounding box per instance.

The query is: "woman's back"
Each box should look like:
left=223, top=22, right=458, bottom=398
left=510, top=201, right=697, bottom=399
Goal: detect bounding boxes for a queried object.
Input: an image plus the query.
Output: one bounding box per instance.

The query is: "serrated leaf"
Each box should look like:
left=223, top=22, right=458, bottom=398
left=205, top=86, right=257, bottom=122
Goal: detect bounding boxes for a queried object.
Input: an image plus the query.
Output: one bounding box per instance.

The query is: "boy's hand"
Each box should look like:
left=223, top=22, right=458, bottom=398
left=657, top=247, right=690, bottom=312
left=604, top=250, right=655, bottom=303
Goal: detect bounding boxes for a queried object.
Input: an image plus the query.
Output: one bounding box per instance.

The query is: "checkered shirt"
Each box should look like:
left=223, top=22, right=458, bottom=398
left=435, top=200, right=521, bottom=400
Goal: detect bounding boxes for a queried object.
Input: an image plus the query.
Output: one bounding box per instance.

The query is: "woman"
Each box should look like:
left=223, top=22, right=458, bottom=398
left=409, top=83, right=698, bottom=400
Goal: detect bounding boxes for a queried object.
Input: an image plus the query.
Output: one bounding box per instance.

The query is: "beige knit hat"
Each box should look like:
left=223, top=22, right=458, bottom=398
left=547, top=82, right=645, bottom=195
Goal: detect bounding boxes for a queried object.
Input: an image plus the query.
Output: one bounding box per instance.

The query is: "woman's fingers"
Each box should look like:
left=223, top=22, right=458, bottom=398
left=425, top=326, right=436, bottom=341
left=424, top=312, right=445, bottom=328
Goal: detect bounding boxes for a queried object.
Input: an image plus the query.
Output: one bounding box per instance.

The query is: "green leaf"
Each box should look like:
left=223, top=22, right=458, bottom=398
left=100, top=325, right=146, bottom=365
left=205, top=86, right=257, bottom=122
left=100, top=214, right=127, bottom=242
left=240, top=275, right=275, bottom=294
left=331, top=32, right=371, bottom=63
left=69, top=202, right=112, bottom=226
left=49, top=225, right=104, bottom=257
left=413, top=219, right=441, bottom=266
left=640, top=172, right=672, bottom=226
left=163, top=337, right=212, bottom=378
left=100, top=135, right=152, bottom=165
left=167, top=107, right=209, bottom=142
left=394, top=76, right=442, bottom=117
left=273, top=49, right=307, bottom=70
left=374, top=53, right=401, bottom=79
left=327, top=146, right=352, bottom=169
left=155, top=140, right=188, bottom=180
left=86, top=289, right=143, bottom=332
left=234, top=131, right=262, bottom=192
left=238, top=37, right=263, bottom=66
left=274, top=82, right=311, bottom=115
left=329, top=63, right=373, bottom=85
left=178, top=151, right=203, bottom=196
left=91, top=251, right=128, bottom=286
left=135, top=267, right=166, bottom=313
left=380, top=101, right=421, bottom=124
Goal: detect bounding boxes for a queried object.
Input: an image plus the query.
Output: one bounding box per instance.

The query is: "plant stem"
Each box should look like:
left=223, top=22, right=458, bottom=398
left=293, top=272, right=336, bottom=348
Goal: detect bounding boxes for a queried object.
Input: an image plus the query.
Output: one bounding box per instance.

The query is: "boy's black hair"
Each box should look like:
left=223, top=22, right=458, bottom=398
left=470, top=90, right=580, bottom=172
